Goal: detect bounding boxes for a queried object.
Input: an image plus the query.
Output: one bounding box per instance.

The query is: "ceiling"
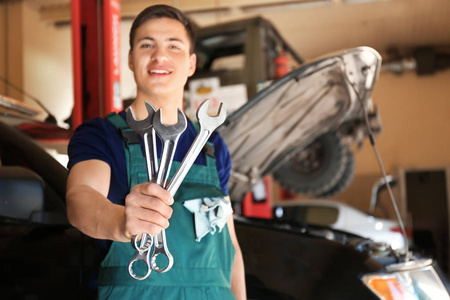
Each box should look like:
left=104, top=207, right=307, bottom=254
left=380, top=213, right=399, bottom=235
left=31, top=0, right=450, bottom=61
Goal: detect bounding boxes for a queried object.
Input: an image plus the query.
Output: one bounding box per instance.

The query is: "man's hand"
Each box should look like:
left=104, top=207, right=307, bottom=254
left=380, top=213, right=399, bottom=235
left=66, top=159, right=174, bottom=243
left=123, top=182, right=174, bottom=239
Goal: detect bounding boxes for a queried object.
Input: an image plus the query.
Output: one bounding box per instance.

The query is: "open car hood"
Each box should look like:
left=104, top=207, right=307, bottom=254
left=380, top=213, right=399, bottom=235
left=219, top=47, right=382, bottom=201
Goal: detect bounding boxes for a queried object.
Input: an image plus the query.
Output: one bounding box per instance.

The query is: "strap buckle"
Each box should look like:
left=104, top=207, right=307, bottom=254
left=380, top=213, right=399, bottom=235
left=120, top=128, right=140, bottom=147
left=203, top=143, right=215, bottom=159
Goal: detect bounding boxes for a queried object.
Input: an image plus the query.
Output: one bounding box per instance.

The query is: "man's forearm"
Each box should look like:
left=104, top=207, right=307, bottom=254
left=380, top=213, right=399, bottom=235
left=66, top=184, right=126, bottom=242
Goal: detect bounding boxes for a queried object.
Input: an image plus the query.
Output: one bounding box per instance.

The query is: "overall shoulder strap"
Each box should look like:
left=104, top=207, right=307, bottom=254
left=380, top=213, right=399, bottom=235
left=106, top=112, right=147, bottom=191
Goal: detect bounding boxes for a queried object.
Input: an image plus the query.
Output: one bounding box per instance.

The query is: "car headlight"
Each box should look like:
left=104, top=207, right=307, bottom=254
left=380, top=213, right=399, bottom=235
left=361, top=259, right=449, bottom=300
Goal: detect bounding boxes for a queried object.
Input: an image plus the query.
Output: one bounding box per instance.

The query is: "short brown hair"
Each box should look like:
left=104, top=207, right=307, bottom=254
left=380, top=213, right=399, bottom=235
left=129, top=5, right=196, bottom=54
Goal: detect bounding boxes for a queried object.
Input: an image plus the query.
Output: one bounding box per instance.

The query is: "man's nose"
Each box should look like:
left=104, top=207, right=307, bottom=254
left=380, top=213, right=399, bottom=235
left=152, top=46, right=168, bottom=62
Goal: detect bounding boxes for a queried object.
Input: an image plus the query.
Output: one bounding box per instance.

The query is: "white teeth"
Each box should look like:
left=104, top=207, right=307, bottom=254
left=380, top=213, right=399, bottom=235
left=150, top=70, right=169, bottom=74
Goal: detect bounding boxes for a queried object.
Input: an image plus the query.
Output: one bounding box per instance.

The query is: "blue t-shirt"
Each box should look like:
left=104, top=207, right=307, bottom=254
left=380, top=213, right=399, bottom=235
left=67, top=110, right=231, bottom=204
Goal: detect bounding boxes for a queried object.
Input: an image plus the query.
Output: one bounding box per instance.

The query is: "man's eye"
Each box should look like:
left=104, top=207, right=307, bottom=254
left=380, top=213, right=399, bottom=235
left=141, top=44, right=153, bottom=48
left=169, top=45, right=180, bottom=50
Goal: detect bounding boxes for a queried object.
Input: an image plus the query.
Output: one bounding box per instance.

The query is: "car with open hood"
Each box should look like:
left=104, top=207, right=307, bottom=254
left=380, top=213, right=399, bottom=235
left=188, top=17, right=382, bottom=202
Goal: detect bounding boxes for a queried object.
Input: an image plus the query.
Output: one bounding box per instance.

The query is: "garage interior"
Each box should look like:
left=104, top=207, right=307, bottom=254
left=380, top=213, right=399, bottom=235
left=1, top=0, right=450, bottom=294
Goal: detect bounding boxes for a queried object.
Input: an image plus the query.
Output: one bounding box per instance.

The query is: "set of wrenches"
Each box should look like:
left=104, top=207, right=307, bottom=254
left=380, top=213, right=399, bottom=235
left=126, top=99, right=227, bottom=280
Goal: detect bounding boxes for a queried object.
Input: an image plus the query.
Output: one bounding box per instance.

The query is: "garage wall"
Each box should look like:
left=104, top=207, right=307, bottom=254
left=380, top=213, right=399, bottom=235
left=0, top=2, right=23, bottom=101
left=22, top=3, right=73, bottom=126
left=357, top=70, right=450, bottom=174
left=334, top=69, right=450, bottom=218
left=4, top=3, right=133, bottom=127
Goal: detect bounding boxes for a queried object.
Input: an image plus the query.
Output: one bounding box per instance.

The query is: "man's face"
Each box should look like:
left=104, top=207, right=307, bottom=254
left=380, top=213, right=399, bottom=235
left=128, top=17, right=196, bottom=101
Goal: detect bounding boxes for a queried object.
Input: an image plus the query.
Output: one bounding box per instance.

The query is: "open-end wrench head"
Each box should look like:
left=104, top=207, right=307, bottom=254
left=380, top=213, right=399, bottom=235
left=126, top=102, right=156, bottom=135
left=196, top=99, right=227, bottom=130
left=145, top=102, right=157, bottom=118
left=153, top=108, right=187, bottom=139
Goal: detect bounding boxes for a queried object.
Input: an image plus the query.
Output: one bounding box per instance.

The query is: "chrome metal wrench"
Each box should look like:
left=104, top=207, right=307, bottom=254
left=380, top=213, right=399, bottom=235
left=128, top=232, right=153, bottom=280
left=150, top=108, right=187, bottom=273
left=166, top=99, right=227, bottom=195
left=153, top=109, right=187, bottom=188
left=126, top=102, right=158, bottom=182
left=126, top=102, right=158, bottom=280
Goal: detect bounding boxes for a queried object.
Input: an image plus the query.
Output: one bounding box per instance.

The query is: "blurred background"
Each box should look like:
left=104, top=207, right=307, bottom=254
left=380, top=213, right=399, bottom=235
left=0, top=0, right=450, bottom=260
left=1, top=0, right=450, bottom=272
left=2, top=0, right=449, bottom=209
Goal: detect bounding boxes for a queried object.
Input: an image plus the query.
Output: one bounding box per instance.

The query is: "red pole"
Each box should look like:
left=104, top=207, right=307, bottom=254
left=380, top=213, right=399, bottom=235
left=103, top=0, right=122, bottom=115
left=72, top=0, right=121, bottom=127
left=71, top=0, right=83, bottom=129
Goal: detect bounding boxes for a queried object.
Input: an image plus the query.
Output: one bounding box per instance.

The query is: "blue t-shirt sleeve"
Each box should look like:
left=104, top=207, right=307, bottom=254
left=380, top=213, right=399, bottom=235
left=67, top=117, right=130, bottom=205
left=210, top=132, right=231, bottom=196
left=67, top=117, right=117, bottom=171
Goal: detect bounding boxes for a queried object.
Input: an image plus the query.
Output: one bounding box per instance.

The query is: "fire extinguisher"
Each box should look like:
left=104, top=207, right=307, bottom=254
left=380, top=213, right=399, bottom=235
left=275, top=50, right=291, bottom=79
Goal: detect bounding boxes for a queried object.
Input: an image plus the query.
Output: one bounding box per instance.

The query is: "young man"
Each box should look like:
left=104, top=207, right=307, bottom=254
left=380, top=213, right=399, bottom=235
left=66, top=5, right=246, bottom=299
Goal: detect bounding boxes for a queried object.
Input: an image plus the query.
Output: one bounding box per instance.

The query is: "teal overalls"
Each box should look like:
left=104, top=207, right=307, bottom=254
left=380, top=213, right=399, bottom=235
left=99, top=114, right=236, bottom=299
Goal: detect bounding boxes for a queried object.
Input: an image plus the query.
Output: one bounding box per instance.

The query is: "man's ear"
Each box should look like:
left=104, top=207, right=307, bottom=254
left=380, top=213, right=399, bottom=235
left=188, top=53, right=197, bottom=77
left=128, top=50, right=134, bottom=71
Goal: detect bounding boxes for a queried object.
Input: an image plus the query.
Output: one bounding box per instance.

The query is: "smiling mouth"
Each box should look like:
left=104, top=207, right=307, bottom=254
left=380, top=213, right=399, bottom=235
left=150, top=70, right=170, bottom=74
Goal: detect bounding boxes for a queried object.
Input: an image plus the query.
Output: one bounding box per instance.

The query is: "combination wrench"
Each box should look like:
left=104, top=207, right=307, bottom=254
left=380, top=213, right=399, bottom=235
left=126, top=102, right=159, bottom=280
left=126, top=102, right=158, bottom=182
left=151, top=108, right=187, bottom=273
left=166, top=99, right=227, bottom=195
